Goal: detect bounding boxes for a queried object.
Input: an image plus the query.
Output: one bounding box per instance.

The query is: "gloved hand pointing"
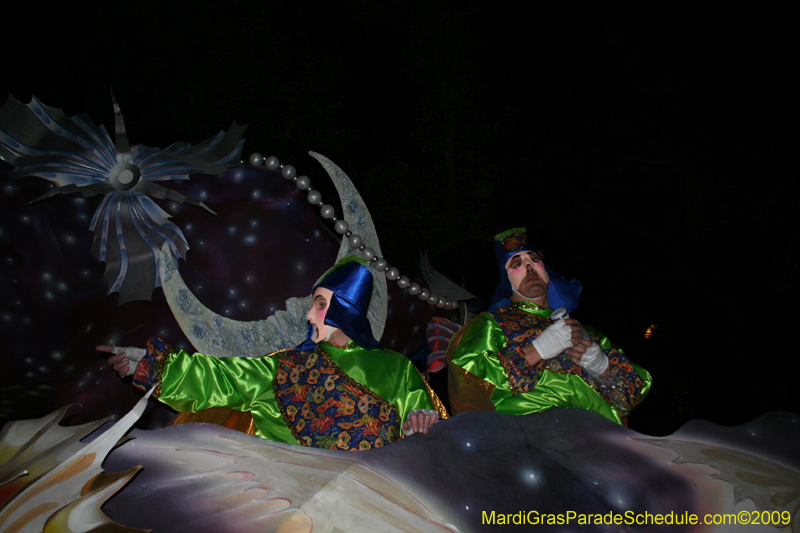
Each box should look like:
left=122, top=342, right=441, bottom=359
left=97, top=345, right=146, bottom=377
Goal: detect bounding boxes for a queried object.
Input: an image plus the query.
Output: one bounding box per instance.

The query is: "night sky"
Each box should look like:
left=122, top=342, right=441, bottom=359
left=1, top=3, right=795, bottom=436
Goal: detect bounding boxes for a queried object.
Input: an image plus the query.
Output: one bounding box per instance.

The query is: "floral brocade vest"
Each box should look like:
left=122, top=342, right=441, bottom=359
left=490, top=305, right=599, bottom=394
left=273, top=346, right=401, bottom=451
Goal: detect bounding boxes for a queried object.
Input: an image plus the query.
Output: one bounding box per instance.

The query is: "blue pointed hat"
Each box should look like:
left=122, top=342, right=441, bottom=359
left=297, top=256, right=382, bottom=351
left=488, top=228, right=582, bottom=312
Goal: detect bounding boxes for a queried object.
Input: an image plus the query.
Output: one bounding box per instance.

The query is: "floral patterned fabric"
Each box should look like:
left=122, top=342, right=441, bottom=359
left=448, top=302, right=652, bottom=423
left=490, top=304, right=647, bottom=416
left=274, top=346, right=399, bottom=450
left=500, top=230, right=528, bottom=254
left=132, top=336, right=172, bottom=395
left=131, top=337, right=437, bottom=448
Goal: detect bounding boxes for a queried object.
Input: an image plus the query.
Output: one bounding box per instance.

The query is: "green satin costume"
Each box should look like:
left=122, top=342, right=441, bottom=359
left=156, top=341, right=438, bottom=445
left=447, top=303, right=651, bottom=424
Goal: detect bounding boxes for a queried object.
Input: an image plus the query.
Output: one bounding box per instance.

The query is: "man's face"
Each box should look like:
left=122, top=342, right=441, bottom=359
left=505, top=251, right=550, bottom=299
left=306, top=287, right=337, bottom=343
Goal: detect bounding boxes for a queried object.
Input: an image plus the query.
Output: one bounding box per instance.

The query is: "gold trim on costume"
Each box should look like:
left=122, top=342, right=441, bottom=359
left=415, top=368, right=449, bottom=419
left=165, top=408, right=255, bottom=436
left=446, top=323, right=497, bottom=415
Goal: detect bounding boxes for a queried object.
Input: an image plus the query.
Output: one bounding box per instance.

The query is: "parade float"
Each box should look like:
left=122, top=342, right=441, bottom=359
left=0, top=96, right=797, bottom=532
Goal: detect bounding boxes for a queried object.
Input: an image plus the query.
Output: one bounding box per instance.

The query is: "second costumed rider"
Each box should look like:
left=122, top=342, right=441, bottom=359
left=447, top=228, right=651, bottom=424
left=103, top=256, right=447, bottom=450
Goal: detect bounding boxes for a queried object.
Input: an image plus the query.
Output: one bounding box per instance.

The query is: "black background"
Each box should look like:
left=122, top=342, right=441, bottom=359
left=1, top=2, right=795, bottom=436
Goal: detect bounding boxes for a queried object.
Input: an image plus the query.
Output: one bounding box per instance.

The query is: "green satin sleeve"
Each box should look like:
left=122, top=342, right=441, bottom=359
left=448, top=315, right=512, bottom=391
left=491, top=372, right=624, bottom=424
left=158, top=350, right=296, bottom=444
left=449, top=315, right=628, bottom=424
left=320, top=343, right=434, bottom=422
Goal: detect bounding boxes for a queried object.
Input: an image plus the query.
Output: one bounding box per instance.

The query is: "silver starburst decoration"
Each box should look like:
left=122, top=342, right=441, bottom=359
left=0, top=93, right=245, bottom=304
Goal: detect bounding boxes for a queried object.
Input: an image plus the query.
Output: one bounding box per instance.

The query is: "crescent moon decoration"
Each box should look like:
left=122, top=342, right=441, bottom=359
left=161, top=242, right=312, bottom=357
left=0, top=93, right=245, bottom=304
left=308, top=151, right=387, bottom=342
left=160, top=153, right=387, bottom=357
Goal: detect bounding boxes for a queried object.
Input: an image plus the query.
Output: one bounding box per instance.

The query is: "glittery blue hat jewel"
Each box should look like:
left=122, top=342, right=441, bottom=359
left=488, top=228, right=582, bottom=312
left=297, top=256, right=382, bottom=351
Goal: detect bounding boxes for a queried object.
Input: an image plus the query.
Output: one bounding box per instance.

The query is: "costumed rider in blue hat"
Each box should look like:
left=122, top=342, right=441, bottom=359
left=99, top=256, right=446, bottom=450
left=447, top=228, right=651, bottom=424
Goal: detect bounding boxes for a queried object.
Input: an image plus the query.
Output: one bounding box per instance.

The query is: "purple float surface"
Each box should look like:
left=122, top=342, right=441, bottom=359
left=99, top=409, right=800, bottom=532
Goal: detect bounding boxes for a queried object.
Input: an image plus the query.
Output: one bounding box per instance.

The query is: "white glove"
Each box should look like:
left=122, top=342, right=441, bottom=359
left=575, top=342, right=609, bottom=376
left=403, top=409, right=439, bottom=436
left=531, top=320, right=573, bottom=360
left=112, top=346, right=146, bottom=377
